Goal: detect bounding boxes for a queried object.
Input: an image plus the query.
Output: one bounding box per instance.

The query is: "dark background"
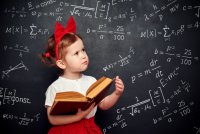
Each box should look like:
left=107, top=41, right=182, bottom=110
left=0, top=0, right=200, bottom=134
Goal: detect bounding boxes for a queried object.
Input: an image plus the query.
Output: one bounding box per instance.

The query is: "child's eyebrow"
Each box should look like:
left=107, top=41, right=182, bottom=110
left=73, top=47, right=84, bottom=53
left=80, top=46, right=85, bottom=50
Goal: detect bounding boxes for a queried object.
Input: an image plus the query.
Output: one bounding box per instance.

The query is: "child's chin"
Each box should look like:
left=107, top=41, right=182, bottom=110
left=81, top=66, right=88, bottom=71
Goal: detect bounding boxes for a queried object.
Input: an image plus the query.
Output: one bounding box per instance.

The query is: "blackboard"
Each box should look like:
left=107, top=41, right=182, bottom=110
left=0, top=0, right=200, bottom=134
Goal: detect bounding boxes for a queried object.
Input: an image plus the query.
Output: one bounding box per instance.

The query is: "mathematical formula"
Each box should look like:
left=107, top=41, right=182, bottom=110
left=0, top=87, right=31, bottom=106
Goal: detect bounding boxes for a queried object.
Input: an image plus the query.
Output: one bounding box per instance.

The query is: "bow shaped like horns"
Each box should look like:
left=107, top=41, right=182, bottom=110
left=54, top=16, right=76, bottom=60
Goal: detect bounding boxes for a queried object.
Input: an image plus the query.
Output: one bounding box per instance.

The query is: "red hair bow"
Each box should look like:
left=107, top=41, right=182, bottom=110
left=54, top=16, right=76, bottom=60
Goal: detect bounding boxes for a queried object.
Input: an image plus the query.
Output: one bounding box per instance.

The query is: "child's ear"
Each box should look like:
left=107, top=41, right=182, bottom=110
left=56, top=60, right=66, bottom=69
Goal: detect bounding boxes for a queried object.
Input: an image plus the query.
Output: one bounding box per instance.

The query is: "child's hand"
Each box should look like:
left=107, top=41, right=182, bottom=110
left=114, top=76, right=124, bottom=96
left=76, top=102, right=95, bottom=120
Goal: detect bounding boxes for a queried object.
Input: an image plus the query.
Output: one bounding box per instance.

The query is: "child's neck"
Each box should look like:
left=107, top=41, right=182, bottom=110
left=61, top=72, right=82, bottom=80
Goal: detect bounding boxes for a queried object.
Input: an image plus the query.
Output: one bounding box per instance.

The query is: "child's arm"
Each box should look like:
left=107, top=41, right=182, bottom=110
left=98, top=76, right=124, bottom=110
left=47, top=102, right=95, bottom=125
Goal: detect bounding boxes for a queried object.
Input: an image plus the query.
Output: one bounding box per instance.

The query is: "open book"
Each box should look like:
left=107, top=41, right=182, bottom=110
left=50, top=76, right=113, bottom=115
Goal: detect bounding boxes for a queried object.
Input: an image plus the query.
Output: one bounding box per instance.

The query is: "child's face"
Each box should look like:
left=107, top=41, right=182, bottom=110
left=63, top=38, right=89, bottom=73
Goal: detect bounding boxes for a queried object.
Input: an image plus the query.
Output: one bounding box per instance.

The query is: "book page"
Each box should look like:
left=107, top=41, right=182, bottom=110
left=86, top=78, right=112, bottom=98
left=86, top=76, right=106, bottom=95
left=55, top=91, right=85, bottom=100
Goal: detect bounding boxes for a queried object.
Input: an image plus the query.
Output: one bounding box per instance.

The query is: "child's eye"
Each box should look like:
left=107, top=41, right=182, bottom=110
left=74, top=52, right=79, bottom=55
left=82, top=48, right=85, bottom=52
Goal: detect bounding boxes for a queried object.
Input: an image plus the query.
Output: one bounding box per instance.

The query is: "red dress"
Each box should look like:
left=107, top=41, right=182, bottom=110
left=48, top=117, right=102, bottom=134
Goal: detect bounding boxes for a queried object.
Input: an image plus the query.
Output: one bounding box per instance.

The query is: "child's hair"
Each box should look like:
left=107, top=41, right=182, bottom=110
left=40, top=32, right=82, bottom=67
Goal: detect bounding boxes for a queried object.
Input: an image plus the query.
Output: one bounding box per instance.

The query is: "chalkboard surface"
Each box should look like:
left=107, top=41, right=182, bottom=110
left=0, top=0, right=200, bottom=134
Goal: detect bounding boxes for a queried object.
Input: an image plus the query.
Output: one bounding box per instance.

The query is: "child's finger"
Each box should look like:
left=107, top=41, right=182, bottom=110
left=115, top=83, right=124, bottom=89
left=115, top=79, right=123, bottom=85
left=115, top=78, right=122, bottom=82
left=115, top=76, right=119, bottom=80
left=76, top=108, right=82, bottom=114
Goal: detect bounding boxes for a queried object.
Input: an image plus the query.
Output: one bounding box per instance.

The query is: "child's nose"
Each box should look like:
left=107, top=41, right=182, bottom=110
left=80, top=52, right=86, bottom=58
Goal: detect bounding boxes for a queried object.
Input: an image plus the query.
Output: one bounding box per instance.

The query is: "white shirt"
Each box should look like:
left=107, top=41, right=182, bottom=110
left=45, top=74, right=97, bottom=119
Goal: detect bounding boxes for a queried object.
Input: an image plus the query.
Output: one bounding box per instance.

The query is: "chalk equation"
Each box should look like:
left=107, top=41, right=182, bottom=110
left=103, top=78, right=194, bottom=133
left=153, top=100, right=194, bottom=124
left=4, top=6, right=27, bottom=18
left=26, top=0, right=138, bottom=22
left=87, top=24, right=131, bottom=40
left=103, top=46, right=134, bottom=72
left=4, top=43, right=30, bottom=58
left=131, top=58, right=161, bottom=84
left=2, top=112, right=40, bottom=126
left=0, top=86, right=31, bottom=106
left=144, top=0, right=178, bottom=21
left=154, top=45, right=199, bottom=65
left=5, top=24, right=50, bottom=39
left=140, top=21, right=200, bottom=41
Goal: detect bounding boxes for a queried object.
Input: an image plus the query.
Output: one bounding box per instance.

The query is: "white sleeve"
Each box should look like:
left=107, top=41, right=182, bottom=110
left=45, top=85, right=57, bottom=108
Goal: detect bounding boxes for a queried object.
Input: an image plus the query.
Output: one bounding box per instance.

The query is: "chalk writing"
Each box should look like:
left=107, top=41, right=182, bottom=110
left=108, top=8, right=137, bottom=22
left=149, top=87, right=165, bottom=107
left=103, top=47, right=134, bottom=72
left=131, top=59, right=161, bottom=84
left=28, top=0, right=56, bottom=11
left=2, top=112, right=40, bottom=126
left=141, top=21, right=200, bottom=41
left=159, top=66, right=180, bottom=88
left=153, top=101, right=194, bottom=124
left=70, top=4, right=95, bottom=18
left=0, top=87, right=31, bottom=106
left=144, top=0, right=178, bottom=21
left=4, top=7, right=27, bottom=18
left=112, top=0, right=133, bottom=6
left=103, top=115, right=127, bottom=134
left=5, top=24, right=50, bottom=39
left=194, top=124, right=200, bottom=134
left=87, top=24, right=131, bottom=40
left=1, top=0, right=200, bottom=134
left=2, top=61, right=28, bottom=79
left=183, top=5, right=200, bottom=18
left=166, top=80, right=191, bottom=104
left=154, top=46, right=199, bottom=65
left=4, top=44, right=30, bottom=57
left=95, top=1, right=110, bottom=19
